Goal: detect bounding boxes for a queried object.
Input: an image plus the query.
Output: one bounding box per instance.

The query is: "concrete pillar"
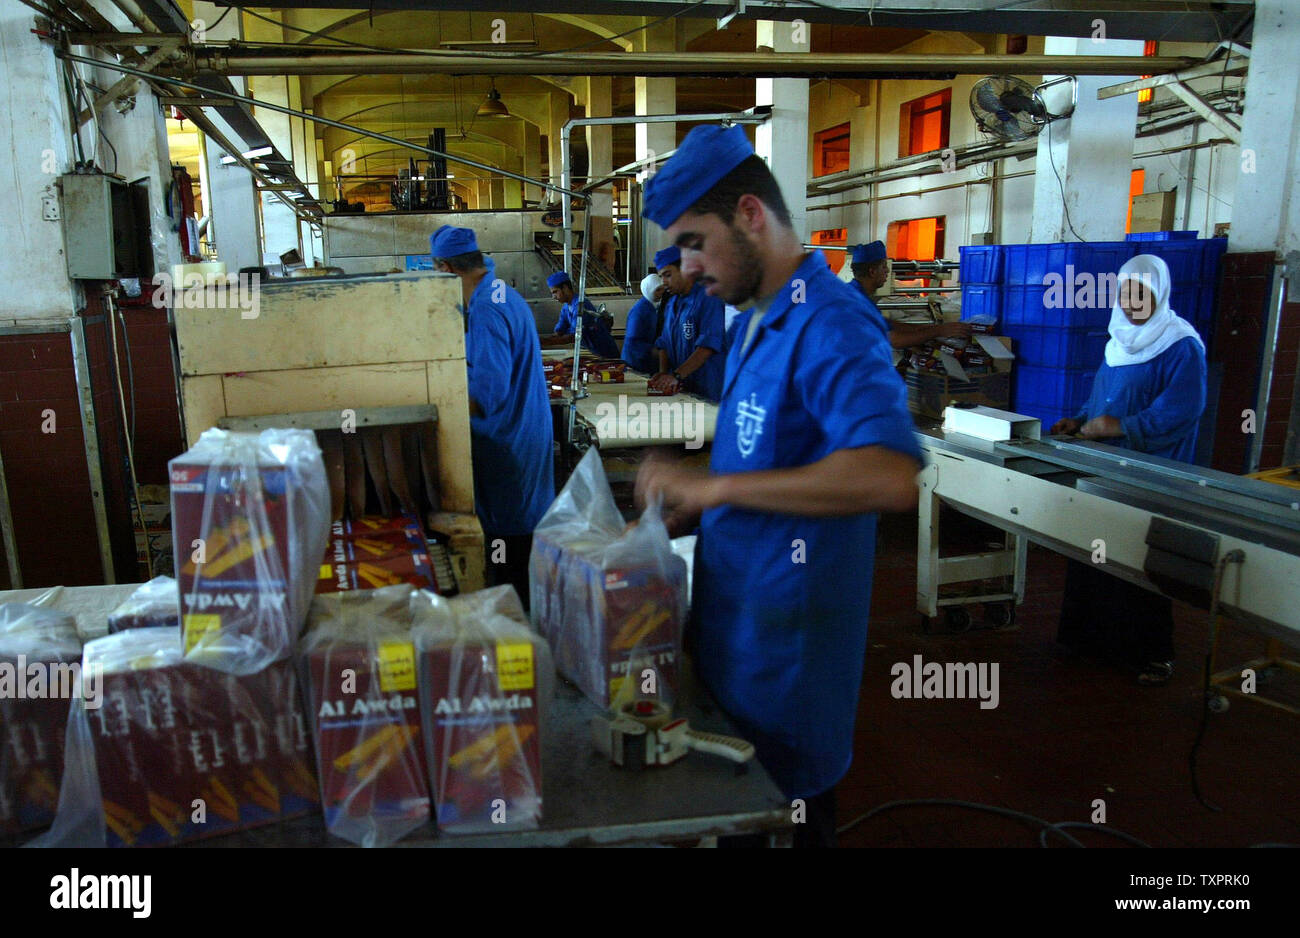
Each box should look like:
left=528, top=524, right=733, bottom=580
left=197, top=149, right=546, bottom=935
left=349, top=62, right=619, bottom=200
left=1231, top=0, right=1300, bottom=257
left=581, top=77, right=615, bottom=271
left=547, top=93, right=568, bottom=200
left=523, top=121, right=543, bottom=204
left=1030, top=36, right=1144, bottom=243
left=635, top=20, right=678, bottom=272
left=0, top=4, right=76, bottom=320
left=756, top=20, right=810, bottom=239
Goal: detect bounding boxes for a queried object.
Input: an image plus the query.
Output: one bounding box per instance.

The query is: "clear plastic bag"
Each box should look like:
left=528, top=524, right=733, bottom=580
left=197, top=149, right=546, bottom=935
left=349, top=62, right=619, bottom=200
left=0, top=604, right=83, bottom=836
left=29, top=627, right=310, bottom=847
left=529, top=448, right=688, bottom=712
left=298, top=585, right=429, bottom=847
left=412, top=586, right=552, bottom=834
left=107, top=576, right=180, bottom=633
left=170, top=428, right=330, bottom=675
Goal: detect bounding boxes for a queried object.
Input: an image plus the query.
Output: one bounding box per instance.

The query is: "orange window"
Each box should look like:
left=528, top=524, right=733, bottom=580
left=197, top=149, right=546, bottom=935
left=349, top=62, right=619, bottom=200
left=1138, top=40, right=1157, bottom=104
left=813, top=123, right=851, bottom=177
left=811, top=228, right=848, bottom=273
left=886, top=216, right=946, bottom=287
left=898, top=89, right=951, bottom=158
left=1125, top=168, right=1145, bottom=233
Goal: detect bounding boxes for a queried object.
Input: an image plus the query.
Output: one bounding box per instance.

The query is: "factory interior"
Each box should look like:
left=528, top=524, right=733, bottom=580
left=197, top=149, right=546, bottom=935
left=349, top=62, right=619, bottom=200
left=0, top=0, right=1297, bottom=876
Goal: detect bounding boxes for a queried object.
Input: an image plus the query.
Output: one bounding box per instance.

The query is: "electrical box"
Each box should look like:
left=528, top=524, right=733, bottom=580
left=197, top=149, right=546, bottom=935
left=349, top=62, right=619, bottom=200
left=1129, top=190, right=1177, bottom=234
left=59, top=173, right=154, bottom=280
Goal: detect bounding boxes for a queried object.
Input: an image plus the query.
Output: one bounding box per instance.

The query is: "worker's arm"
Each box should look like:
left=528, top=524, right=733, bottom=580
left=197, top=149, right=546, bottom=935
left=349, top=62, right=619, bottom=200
left=889, top=320, right=974, bottom=349
left=650, top=349, right=676, bottom=391
left=1082, top=340, right=1206, bottom=449
left=671, top=345, right=715, bottom=381
left=637, top=445, right=920, bottom=520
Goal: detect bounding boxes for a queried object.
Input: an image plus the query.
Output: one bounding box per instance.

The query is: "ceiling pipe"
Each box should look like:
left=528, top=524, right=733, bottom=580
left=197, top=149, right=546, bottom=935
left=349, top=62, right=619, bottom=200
left=559, top=109, right=771, bottom=279
left=184, top=48, right=1198, bottom=78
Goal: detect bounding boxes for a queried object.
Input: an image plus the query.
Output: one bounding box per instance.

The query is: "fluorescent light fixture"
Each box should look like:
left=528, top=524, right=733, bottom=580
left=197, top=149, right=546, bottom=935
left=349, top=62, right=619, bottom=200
left=219, top=153, right=236, bottom=164
left=446, top=174, right=455, bottom=179
left=242, top=146, right=273, bottom=159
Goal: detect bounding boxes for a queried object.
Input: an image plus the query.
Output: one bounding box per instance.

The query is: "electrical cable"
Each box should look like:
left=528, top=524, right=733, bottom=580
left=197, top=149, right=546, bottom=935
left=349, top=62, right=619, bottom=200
left=1038, top=821, right=1151, bottom=849
left=1045, top=118, right=1083, bottom=242
left=837, top=798, right=1093, bottom=847
left=105, top=290, right=153, bottom=579
left=204, top=4, right=232, bottom=33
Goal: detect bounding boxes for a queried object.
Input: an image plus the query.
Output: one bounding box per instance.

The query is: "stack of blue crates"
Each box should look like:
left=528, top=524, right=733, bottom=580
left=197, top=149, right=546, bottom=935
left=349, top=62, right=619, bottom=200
left=959, top=236, right=1226, bottom=427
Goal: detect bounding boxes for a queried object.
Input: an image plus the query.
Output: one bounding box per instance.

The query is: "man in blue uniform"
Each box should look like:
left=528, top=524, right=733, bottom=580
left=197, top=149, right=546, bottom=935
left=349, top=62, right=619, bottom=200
left=430, top=225, right=555, bottom=604
left=622, top=272, right=664, bottom=374
left=547, top=270, right=620, bottom=358
left=849, top=240, right=973, bottom=348
left=634, top=125, right=922, bottom=846
left=649, top=245, right=726, bottom=402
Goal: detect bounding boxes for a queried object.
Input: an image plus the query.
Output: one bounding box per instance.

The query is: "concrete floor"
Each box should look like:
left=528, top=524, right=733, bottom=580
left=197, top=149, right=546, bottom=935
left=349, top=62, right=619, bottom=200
left=837, top=510, right=1300, bottom=848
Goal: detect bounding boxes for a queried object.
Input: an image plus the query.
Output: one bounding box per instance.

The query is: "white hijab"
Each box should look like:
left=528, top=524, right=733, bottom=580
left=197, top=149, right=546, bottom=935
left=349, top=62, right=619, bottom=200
left=640, top=272, right=663, bottom=304
left=1104, top=253, right=1204, bottom=367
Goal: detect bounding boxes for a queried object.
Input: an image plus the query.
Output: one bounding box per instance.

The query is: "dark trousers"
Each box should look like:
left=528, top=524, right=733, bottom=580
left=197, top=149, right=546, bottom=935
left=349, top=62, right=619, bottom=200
left=1058, top=559, right=1175, bottom=667
left=719, top=787, right=837, bottom=848
left=486, top=533, right=533, bottom=612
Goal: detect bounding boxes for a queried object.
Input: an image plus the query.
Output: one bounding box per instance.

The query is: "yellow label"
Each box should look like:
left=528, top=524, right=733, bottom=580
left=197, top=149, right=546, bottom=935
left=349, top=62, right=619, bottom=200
left=378, top=642, right=416, bottom=692
left=608, top=675, right=626, bottom=704
left=496, top=642, right=535, bottom=691
left=319, top=564, right=332, bottom=579
left=183, top=614, right=222, bottom=653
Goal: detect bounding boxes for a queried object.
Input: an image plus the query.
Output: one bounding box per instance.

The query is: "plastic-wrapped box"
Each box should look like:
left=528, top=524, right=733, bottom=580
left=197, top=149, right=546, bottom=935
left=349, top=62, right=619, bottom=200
left=0, top=604, right=82, bottom=835
left=412, top=586, right=550, bottom=833
left=529, top=449, right=688, bottom=710
left=300, top=586, right=429, bottom=847
left=107, top=576, right=181, bottom=633
left=32, top=627, right=312, bottom=847
left=170, top=428, right=330, bottom=675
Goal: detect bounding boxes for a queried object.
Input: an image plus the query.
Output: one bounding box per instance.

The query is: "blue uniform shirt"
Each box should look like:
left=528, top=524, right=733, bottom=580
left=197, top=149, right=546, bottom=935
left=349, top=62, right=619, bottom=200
left=463, top=258, right=555, bottom=535
left=1074, top=336, right=1206, bottom=463
left=555, top=296, right=620, bottom=359
left=695, top=251, right=922, bottom=799
left=654, top=282, right=726, bottom=401
left=621, top=296, right=660, bottom=373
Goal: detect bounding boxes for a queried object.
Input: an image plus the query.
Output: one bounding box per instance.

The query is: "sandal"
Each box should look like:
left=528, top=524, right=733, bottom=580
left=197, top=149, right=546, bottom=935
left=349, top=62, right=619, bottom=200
left=1138, top=661, right=1174, bottom=686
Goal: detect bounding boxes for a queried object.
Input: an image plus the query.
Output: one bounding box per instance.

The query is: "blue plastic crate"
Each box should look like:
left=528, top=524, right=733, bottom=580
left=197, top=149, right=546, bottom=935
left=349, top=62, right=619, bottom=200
left=1003, top=284, right=1113, bottom=329
left=1129, top=240, right=1205, bottom=284
left=1013, top=365, right=1097, bottom=416
left=960, top=283, right=1003, bottom=323
left=1126, top=230, right=1197, bottom=241
left=1200, top=237, right=1228, bottom=281
left=1003, top=325, right=1110, bottom=370
left=959, top=245, right=1004, bottom=284
left=1002, top=241, right=1136, bottom=285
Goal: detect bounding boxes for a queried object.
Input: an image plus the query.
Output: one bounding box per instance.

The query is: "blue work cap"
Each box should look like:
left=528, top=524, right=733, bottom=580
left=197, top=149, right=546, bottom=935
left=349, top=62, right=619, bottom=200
left=642, top=124, right=754, bottom=229
left=654, top=245, right=681, bottom=270
left=852, top=241, right=888, bottom=265
left=429, top=225, right=478, bottom=258
left=546, top=271, right=572, bottom=289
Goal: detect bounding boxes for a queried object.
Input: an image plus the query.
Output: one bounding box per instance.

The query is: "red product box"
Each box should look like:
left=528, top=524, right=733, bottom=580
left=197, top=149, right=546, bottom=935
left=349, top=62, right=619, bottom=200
left=316, top=551, right=437, bottom=593
left=84, top=633, right=292, bottom=847
left=302, top=627, right=430, bottom=845
left=530, top=533, right=687, bottom=709
left=169, top=430, right=328, bottom=673
left=0, top=605, right=81, bottom=836
left=330, top=515, right=423, bottom=540
left=325, top=528, right=426, bottom=566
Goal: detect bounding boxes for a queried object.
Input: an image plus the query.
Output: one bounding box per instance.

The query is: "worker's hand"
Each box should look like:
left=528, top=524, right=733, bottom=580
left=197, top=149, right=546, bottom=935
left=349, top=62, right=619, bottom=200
left=649, top=372, right=680, bottom=393
left=1078, top=415, right=1123, bottom=439
left=937, top=322, right=975, bottom=339
left=1049, top=417, right=1082, bottom=436
left=636, top=451, right=720, bottom=519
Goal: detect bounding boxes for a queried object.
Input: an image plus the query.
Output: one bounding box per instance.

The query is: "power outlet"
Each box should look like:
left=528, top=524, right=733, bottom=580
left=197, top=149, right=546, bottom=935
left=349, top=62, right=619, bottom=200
left=42, top=194, right=59, bottom=221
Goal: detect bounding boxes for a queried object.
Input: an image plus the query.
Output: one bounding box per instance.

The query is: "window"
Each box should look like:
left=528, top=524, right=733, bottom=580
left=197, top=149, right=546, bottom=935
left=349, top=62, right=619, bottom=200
left=1125, top=168, right=1145, bottom=233
left=898, top=89, right=951, bottom=158
left=811, top=228, right=848, bottom=273
left=1138, top=41, right=1157, bottom=104
left=886, top=216, right=946, bottom=287
left=813, top=123, right=851, bottom=177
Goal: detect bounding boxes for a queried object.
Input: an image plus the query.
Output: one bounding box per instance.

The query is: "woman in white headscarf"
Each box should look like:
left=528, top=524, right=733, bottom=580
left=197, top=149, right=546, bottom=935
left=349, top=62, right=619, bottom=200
left=622, top=272, right=666, bottom=374
left=1049, top=253, right=1208, bottom=685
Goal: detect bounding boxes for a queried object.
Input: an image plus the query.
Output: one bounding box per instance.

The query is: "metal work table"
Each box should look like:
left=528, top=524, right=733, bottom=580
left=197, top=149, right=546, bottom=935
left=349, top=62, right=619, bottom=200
left=1, top=584, right=791, bottom=849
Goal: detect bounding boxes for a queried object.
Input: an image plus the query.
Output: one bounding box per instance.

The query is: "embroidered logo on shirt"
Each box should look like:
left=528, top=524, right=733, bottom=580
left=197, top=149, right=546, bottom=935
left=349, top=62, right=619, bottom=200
left=683, top=317, right=694, bottom=341
left=735, top=394, right=767, bottom=458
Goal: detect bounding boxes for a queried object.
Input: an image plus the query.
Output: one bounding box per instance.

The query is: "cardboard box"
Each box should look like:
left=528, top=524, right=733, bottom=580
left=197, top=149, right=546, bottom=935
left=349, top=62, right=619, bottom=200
left=1130, top=190, right=1177, bottom=234
left=906, top=335, right=1013, bottom=420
